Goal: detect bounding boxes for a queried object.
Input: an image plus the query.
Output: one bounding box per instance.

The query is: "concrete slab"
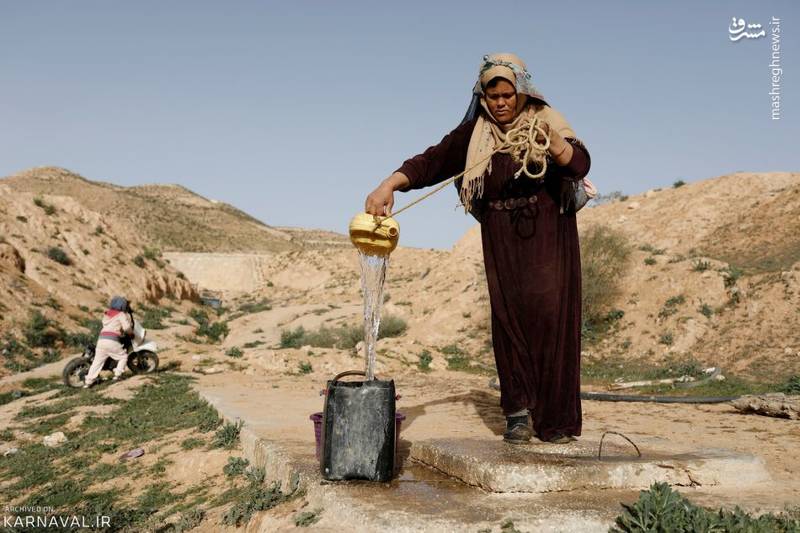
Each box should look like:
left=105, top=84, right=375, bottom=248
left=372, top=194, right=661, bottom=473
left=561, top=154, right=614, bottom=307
left=191, top=372, right=784, bottom=531
left=410, top=437, right=771, bottom=493
left=194, top=373, right=626, bottom=531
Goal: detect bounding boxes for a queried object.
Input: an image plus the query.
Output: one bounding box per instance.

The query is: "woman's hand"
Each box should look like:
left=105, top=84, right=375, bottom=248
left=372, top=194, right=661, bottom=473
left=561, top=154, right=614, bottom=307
left=365, top=172, right=410, bottom=216
left=536, top=120, right=573, bottom=165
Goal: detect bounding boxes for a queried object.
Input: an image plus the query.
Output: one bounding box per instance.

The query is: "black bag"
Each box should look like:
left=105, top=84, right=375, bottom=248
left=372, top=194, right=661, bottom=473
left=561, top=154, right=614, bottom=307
left=320, top=370, right=396, bottom=482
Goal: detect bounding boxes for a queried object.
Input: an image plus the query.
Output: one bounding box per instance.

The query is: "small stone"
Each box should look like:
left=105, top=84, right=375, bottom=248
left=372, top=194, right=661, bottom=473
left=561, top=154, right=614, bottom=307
left=354, top=341, right=365, bottom=356
left=2, top=448, right=19, bottom=457
left=785, top=347, right=794, bottom=356
left=43, top=431, right=67, bottom=448
left=626, top=202, right=640, bottom=210
left=645, top=189, right=657, bottom=198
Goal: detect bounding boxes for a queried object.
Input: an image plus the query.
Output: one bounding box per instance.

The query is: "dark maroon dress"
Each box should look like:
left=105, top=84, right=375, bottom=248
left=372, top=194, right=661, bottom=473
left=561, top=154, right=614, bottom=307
left=396, top=115, right=591, bottom=441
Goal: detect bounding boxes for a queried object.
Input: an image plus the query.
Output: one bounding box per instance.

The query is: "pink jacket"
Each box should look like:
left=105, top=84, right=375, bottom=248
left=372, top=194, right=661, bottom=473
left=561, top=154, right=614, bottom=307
left=99, top=309, right=133, bottom=341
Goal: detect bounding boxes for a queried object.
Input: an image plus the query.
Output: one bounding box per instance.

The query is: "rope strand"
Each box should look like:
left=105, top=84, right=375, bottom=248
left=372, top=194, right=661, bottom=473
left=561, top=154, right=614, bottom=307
left=376, top=115, right=550, bottom=226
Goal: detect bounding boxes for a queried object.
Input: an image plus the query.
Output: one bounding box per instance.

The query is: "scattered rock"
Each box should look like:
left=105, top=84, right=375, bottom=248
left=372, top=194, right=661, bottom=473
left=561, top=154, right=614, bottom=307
left=354, top=341, right=365, bottom=356
left=626, top=202, right=640, bottom=210
left=43, top=431, right=67, bottom=447
left=119, top=447, right=145, bottom=461
left=0, top=243, right=25, bottom=273
left=192, top=366, right=224, bottom=375
left=732, top=394, right=800, bottom=420
left=2, top=447, right=19, bottom=457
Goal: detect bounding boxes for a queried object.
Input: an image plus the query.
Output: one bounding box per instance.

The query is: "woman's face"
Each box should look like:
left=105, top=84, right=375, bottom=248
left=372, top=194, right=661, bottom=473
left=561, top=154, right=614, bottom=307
left=484, top=79, right=517, bottom=124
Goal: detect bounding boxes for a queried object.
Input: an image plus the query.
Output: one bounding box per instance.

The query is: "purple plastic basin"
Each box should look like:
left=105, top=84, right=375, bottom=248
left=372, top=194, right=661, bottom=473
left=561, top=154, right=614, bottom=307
left=310, top=411, right=406, bottom=461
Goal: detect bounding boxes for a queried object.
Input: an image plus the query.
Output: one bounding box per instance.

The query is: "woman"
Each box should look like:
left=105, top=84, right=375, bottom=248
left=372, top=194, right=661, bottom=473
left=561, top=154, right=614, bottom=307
left=365, top=53, right=590, bottom=444
left=84, top=296, right=134, bottom=388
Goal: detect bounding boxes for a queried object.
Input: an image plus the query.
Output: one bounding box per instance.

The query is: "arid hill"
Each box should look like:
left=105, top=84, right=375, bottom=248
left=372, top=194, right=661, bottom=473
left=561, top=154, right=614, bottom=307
left=170, top=171, right=800, bottom=384
left=0, top=169, right=197, bottom=375
left=1, top=167, right=343, bottom=253
left=2, top=167, right=798, bottom=386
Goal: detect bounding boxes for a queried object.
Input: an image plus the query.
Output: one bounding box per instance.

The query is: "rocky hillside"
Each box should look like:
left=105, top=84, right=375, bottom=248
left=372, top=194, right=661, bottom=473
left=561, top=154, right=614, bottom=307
left=2, top=166, right=797, bottom=386
left=192, top=171, right=800, bottom=384
left=0, top=171, right=199, bottom=376
left=1, top=167, right=343, bottom=253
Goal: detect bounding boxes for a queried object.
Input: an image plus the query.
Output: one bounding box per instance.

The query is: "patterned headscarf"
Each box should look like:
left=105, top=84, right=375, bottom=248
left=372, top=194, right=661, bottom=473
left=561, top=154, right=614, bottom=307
left=459, top=53, right=576, bottom=211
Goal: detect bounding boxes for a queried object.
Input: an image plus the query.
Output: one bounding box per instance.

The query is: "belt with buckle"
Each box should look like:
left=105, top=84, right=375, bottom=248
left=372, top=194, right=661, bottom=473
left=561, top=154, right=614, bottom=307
left=488, top=195, right=538, bottom=211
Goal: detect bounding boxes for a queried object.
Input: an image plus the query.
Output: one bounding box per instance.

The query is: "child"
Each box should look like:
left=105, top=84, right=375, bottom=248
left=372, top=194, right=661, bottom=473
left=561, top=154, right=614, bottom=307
left=84, top=296, right=133, bottom=388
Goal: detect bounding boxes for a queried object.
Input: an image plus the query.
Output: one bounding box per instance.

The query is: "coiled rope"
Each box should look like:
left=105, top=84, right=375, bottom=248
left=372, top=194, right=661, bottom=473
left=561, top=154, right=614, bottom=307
left=381, top=115, right=551, bottom=222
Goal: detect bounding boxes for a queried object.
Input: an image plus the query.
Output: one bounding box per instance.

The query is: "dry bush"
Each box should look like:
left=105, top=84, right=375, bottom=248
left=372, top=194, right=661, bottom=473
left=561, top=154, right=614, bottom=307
left=580, top=224, right=632, bottom=324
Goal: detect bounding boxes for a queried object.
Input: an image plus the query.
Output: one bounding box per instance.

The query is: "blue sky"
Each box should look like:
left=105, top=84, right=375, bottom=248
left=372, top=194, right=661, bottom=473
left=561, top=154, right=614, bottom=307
left=1, top=1, right=796, bottom=249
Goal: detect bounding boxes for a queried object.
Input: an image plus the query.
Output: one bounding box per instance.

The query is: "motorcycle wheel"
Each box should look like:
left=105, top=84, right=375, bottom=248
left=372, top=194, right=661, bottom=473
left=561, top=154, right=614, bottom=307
left=63, top=358, right=91, bottom=388
left=127, top=351, right=159, bottom=374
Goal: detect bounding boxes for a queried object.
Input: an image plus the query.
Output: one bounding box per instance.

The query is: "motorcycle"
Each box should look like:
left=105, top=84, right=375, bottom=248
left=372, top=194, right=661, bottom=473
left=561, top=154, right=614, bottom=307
left=62, top=320, right=159, bottom=388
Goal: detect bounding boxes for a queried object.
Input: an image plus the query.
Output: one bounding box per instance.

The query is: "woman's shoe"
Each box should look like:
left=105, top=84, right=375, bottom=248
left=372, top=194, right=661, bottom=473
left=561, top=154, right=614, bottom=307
left=547, top=434, right=577, bottom=444
left=503, top=415, right=532, bottom=444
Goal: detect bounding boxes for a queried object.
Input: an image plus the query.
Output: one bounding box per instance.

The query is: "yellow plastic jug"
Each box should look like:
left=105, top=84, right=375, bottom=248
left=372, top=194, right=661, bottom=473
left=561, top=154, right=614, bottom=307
left=348, top=212, right=400, bottom=256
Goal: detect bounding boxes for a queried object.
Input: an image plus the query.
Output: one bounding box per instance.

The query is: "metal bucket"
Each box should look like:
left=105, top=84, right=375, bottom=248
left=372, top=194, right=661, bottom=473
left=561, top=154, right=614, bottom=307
left=320, top=370, right=397, bottom=482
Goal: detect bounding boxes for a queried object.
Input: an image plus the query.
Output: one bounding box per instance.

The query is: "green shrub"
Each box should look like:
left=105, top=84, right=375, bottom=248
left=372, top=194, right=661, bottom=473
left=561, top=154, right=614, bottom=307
left=196, top=321, right=229, bottom=343
left=279, top=317, right=404, bottom=351
left=189, top=308, right=209, bottom=325
left=24, top=310, right=63, bottom=348
left=580, top=225, right=632, bottom=326
left=226, top=346, right=244, bottom=358
left=132, top=255, right=145, bottom=268
left=698, top=303, right=714, bottom=318
left=294, top=508, right=322, bottom=527
left=243, top=340, right=265, bottom=349
left=644, top=256, right=657, bottom=265
left=212, top=420, right=243, bottom=449
left=779, top=376, right=800, bottom=395
left=221, top=467, right=296, bottom=527
left=188, top=308, right=228, bottom=342
left=673, top=179, right=686, bottom=188
left=139, top=306, right=170, bottom=329
left=143, top=247, right=160, bottom=260
left=721, top=265, right=743, bottom=288
left=378, top=315, right=407, bottom=338
left=47, top=247, right=71, bottom=266
left=612, top=482, right=800, bottom=532
left=658, top=294, right=686, bottom=319
left=238, top=299, right=272, bottom=314
left=418, top=350, right=433, bottom=372
left=34, top=197, right=56, bottom=215
left=180, top=437, right=204, bottom=450
left=223, top=456, right=250, bottom=478
left=691, top=259, right=711, bottom=272
left=298, top=361, right=313, bottom=374
left=581, top=308, right=625, bottom=346
left=658, top=332, right=674, bottom=346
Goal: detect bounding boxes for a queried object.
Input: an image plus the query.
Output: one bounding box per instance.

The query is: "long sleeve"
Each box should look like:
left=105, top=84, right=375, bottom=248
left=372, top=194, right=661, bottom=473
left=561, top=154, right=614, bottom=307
left=554, top=137, right=591, bottom=182
left=395, top=118, right=477, bottom=192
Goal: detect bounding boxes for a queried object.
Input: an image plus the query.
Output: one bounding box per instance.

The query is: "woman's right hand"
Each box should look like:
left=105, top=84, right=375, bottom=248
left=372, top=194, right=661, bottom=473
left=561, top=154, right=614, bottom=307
left=365, top=182, right=395, bottom=216
left=365, top=172, right=409, bottom=216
